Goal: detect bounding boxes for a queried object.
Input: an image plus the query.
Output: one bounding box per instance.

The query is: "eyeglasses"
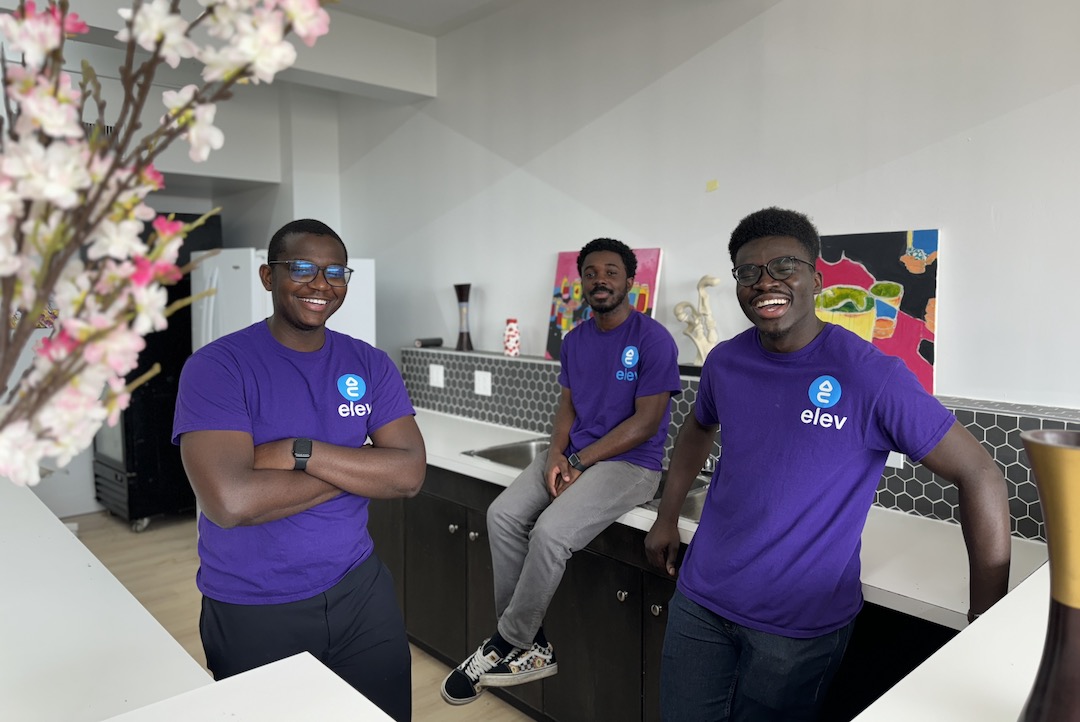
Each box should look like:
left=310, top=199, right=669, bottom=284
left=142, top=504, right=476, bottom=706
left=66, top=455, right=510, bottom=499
left=731, top=256, right=816, bottom=287
left=269, top=260, right=353, bottom=287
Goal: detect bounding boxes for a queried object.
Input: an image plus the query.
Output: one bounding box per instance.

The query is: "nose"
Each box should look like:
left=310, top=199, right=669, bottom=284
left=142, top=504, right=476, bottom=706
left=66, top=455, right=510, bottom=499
left=307, top=267, right=333, bottom=289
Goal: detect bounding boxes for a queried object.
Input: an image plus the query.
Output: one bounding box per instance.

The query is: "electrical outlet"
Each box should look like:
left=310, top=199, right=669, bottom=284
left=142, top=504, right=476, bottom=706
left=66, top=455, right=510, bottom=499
left=429, top=364, right=445, bottom=388
left=474, top=370, right=492, bottom=396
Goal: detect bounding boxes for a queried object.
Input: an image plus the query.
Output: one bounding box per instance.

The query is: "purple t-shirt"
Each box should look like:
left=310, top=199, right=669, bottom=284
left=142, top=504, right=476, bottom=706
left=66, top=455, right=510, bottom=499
left=557, top=311, right=680, bottom=470
left=678, top=324, right=955, bottom=637
left=172, top=321, right=415, bottom=605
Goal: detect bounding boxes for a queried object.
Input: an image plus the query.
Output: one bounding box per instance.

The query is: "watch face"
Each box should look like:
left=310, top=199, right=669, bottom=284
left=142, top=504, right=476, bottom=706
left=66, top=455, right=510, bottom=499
left=294, top=438, right=312, bottom=457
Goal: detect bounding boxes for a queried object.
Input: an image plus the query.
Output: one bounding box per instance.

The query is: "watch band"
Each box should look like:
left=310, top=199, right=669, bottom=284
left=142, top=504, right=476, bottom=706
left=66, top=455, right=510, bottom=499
left=292, top=437, right=312, bottom=471
left=567, top=452, right=587, bottom=472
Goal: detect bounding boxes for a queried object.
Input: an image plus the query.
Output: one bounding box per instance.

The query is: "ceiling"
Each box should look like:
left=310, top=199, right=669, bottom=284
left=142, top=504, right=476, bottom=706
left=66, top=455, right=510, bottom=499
left=331, top=0, right=523, bottom=36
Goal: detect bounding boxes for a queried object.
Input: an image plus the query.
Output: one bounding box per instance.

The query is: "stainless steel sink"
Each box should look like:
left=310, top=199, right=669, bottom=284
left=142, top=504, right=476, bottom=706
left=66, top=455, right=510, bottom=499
left=641, top=470, right=711, bottom=522
left=462, top=438, right=550, bottom=469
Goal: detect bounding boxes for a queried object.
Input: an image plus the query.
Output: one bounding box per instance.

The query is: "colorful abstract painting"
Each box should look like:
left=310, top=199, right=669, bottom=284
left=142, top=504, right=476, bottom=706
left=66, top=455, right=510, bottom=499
left=545, top=248, right=662, bottom=360
left=817, top=230, right=938, bottom=393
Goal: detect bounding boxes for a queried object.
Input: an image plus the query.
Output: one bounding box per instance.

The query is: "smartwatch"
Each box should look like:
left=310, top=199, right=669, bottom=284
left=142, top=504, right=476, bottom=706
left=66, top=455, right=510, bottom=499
left=567, top=452, right=587, bottom=472
left=292, top=438, right=312, bottom=471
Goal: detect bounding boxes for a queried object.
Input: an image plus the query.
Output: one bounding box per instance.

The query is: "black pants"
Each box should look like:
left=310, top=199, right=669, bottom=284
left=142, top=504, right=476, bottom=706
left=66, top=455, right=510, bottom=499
left=200, top=553, right=411, bottom=722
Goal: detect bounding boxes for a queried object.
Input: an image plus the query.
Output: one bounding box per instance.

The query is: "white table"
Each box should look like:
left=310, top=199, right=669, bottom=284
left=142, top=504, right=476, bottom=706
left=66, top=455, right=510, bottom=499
left=102, top=652, right=393, bottom=721
left=0, top=480, right=211, bottom=721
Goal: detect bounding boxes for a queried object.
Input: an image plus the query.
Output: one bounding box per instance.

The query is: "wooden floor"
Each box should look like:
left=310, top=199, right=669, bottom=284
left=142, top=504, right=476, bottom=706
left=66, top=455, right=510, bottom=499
left=70, top=510, right=531, bottom=722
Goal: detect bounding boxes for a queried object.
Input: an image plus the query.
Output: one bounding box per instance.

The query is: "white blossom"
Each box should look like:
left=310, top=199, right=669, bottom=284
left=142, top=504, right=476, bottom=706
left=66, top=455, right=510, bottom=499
left=2, top=137, right=91, bottom=209
left=116, top=0, right=198, bottom=69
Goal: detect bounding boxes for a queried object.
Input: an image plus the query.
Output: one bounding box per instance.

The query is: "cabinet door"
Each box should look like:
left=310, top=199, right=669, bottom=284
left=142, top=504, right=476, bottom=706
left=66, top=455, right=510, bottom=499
left=466, top=509, right=544, bottom=714
left=642, top=572, right=677, bottom=722
left=404, top=492, right=468, bottom=661
left=366, top=497, right=405, bottom=613
left=544, top=549, right=643, bottom=722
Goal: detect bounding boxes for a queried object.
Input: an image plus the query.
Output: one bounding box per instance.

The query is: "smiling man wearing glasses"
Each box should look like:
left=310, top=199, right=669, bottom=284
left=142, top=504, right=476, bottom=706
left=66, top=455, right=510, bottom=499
left=173, top=219, right=424, bottom=722
left=645, top=207, right=1011, bottom=721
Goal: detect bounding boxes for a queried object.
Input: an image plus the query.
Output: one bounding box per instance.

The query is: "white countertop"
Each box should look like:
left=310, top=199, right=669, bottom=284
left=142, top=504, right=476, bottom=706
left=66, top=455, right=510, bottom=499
left=415, top=408, right=1048, bottom=630
left=0, top=479, right=212, bottom=721
left=102, top=652, right=392, bottom=721
left=0, top=477, right=398, bottom=721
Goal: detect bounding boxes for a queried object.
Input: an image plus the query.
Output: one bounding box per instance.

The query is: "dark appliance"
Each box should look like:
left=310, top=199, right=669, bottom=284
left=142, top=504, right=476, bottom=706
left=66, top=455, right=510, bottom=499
left=93, top=214, right=222, bottom=531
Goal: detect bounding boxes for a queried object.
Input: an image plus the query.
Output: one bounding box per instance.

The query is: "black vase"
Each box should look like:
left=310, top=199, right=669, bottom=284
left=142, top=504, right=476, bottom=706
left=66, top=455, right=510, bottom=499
left=454, top=284, right=473, bottom=351
left=1018, top=430, right=1080, bottom=721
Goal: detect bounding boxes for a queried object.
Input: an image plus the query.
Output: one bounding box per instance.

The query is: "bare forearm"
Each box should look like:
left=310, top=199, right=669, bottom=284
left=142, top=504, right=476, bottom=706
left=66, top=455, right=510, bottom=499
left=576, top=414, right=663, bottom=467
left=305, top=441, right=426, bottom=499
left=959, top=476, right=1012, bottom=614
left=199, top=468, right=342, bottom=528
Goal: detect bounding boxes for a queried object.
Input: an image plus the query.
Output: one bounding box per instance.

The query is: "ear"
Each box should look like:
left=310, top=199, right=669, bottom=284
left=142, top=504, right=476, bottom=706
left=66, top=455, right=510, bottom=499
left=259, top=264, right=273, bottom=291
left=813, top=270, right=823, bottom=296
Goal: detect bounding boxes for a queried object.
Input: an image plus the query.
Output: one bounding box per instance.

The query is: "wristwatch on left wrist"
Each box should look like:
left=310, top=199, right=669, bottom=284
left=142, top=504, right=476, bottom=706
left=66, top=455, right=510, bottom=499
left=292, top=438, right=312, bottom=471
left=567, top=452, right=587, bottom=472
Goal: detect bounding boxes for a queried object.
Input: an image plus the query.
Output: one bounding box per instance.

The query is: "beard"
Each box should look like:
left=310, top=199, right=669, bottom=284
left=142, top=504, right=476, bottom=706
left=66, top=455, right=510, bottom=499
left=586, top=284, right=628, bottom=315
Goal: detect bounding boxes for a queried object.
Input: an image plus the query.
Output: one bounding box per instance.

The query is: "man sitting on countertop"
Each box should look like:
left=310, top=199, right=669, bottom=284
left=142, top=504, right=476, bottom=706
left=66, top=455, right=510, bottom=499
left=645, top=207, right=1012, bottom=722
left=441, top=237, right=682, bottom=705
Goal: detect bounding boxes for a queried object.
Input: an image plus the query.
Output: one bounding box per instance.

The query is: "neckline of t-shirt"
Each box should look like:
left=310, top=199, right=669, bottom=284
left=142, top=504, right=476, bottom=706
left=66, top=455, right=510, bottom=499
left=257, top=319, right=334, bottom=359
left=752, top=322, right=834, bottom=362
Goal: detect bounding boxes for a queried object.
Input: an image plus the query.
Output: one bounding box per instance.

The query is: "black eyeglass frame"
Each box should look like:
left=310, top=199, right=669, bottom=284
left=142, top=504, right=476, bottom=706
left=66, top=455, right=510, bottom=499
left=268, top=260, right=354, bottom=287
left=731, top=256, right=816, bottom=287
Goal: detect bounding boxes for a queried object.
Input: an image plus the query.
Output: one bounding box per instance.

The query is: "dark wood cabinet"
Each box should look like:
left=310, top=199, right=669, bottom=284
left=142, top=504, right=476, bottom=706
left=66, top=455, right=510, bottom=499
left=366, top=497, right=406, bottom=612
left=543, top=549, right=643, bottom=722
left=642, top=573, right=676, bottom=722
left=404, top=491, right=469, bottom=662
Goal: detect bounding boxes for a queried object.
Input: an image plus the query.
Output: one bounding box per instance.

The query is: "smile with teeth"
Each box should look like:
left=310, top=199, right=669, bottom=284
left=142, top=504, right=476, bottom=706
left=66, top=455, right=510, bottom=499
left=300, top=297, right=328, bottom=306
left=755, top=298, right=788, bottom=309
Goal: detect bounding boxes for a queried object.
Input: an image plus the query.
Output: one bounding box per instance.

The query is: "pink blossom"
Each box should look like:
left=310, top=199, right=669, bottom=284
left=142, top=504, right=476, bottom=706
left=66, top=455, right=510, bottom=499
left=141, top=165, right=166, bottom=191
left=187, top=104, right=226, bottom=162
left=153, top=215, right=185, bottom=240
left=2, top=137, right=91, bottom=208
left=37, top=330, right=80, bottom=361
left=279, top=0, right=330, bottom=47
left=131, top=256, right=182, bottom=287
left=48, top=4, right=89, bottom=36
left=0, top=421, right=48, bottom=486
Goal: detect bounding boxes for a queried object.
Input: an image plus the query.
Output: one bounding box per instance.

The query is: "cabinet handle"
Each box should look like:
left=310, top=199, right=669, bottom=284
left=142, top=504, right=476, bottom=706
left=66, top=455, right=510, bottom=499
left=448, top=524, right=459, bottom=534
left=616, top=590, right=629, bottom=602
left=468, top=531, right=480, bottom=542
left=651, top=604, right=664, bottom=617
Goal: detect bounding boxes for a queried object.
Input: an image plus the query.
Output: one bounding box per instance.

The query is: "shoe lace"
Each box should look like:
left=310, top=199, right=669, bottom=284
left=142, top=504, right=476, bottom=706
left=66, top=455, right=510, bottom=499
left=463, top=646, right=499, bottom=681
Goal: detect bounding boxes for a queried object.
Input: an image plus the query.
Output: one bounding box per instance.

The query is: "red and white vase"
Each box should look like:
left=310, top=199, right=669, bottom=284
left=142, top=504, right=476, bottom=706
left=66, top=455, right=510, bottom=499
left=503, top=318, right=521, bottom=357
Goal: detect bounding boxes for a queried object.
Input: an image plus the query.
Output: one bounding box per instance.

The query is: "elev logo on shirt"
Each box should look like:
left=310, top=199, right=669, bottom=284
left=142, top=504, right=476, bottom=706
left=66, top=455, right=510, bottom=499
left=616, top=345, right=639, bottom=381
left=802, top=375, right=848, bottom=430
left=337, top=373, right=372, bottom=418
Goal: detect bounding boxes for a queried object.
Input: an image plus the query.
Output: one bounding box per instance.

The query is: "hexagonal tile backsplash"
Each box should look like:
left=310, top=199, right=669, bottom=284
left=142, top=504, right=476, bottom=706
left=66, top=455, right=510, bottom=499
left=402, top=348, right=1080, bottom=542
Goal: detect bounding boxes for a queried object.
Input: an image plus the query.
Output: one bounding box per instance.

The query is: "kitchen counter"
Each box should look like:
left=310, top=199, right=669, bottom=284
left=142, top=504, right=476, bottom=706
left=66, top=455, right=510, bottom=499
left=0, top=476, right=395, bottom=721
left=417, top=407, right=1054, bottom=719
left=415, top=408, right=1048, bottom=631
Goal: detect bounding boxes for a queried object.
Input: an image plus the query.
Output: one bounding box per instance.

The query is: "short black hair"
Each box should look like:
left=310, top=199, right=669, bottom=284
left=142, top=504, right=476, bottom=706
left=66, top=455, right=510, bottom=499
left=268, top=219, right=346, bottom=262
left=728, top=207, right=820, bottom=264
left=577, top=237, right=637, bottom=278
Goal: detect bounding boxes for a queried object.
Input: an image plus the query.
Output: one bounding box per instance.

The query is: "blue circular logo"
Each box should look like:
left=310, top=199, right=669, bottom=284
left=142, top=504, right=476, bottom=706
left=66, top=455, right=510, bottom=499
left=338, top=374, right=367, bottom=401
left=808, top=375, right=841, bottom=409
left=621, top=346, right=640, bottom=368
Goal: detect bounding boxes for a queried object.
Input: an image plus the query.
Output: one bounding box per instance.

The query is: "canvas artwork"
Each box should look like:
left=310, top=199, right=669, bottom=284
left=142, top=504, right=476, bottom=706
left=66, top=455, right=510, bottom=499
left=816, top=229, right=938, bottom=393
left=545, top=248, right=662, bottom=360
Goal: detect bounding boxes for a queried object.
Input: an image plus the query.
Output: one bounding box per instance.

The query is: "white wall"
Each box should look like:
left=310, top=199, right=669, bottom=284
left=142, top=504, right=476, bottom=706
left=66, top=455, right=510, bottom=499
left=337, top=0, right=1080, bottom=409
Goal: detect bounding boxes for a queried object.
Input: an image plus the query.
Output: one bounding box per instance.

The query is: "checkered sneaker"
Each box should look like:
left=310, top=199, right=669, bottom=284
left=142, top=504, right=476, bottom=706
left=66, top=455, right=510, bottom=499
left=440, top=639, right=506, bottom=705
left=480, top=642, right=559, bottom=687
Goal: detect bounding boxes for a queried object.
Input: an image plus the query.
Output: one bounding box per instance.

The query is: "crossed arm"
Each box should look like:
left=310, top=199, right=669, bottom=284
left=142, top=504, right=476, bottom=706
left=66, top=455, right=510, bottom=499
left=545, top=386, right=672, bottom=498
left=180, top=414, right=426, bottom=528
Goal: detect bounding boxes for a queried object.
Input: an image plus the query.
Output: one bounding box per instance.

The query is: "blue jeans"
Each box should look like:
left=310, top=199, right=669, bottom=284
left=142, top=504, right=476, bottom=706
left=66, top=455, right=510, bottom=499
left=660, top=589, right=854, bottom=722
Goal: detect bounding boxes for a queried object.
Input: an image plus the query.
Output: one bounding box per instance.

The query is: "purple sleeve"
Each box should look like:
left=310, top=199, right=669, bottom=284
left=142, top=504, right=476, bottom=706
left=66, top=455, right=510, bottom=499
left=172, top=346, right=252, bottom=444
left=867, top=360, right=955, bottom=461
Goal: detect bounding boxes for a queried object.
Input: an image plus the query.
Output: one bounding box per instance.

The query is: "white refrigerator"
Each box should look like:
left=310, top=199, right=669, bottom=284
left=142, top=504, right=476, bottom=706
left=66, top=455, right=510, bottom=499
left=190, top=247, right=376, bottom=350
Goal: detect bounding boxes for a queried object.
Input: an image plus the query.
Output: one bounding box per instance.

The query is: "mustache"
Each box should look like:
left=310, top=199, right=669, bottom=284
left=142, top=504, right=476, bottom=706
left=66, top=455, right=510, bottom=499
left=588, top=285, right=614, bottom=294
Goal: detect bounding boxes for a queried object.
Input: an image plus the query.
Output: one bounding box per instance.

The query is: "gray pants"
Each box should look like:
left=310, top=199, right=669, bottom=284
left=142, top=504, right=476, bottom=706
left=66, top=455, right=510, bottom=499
left=487, top=450, right=661, bottom=649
